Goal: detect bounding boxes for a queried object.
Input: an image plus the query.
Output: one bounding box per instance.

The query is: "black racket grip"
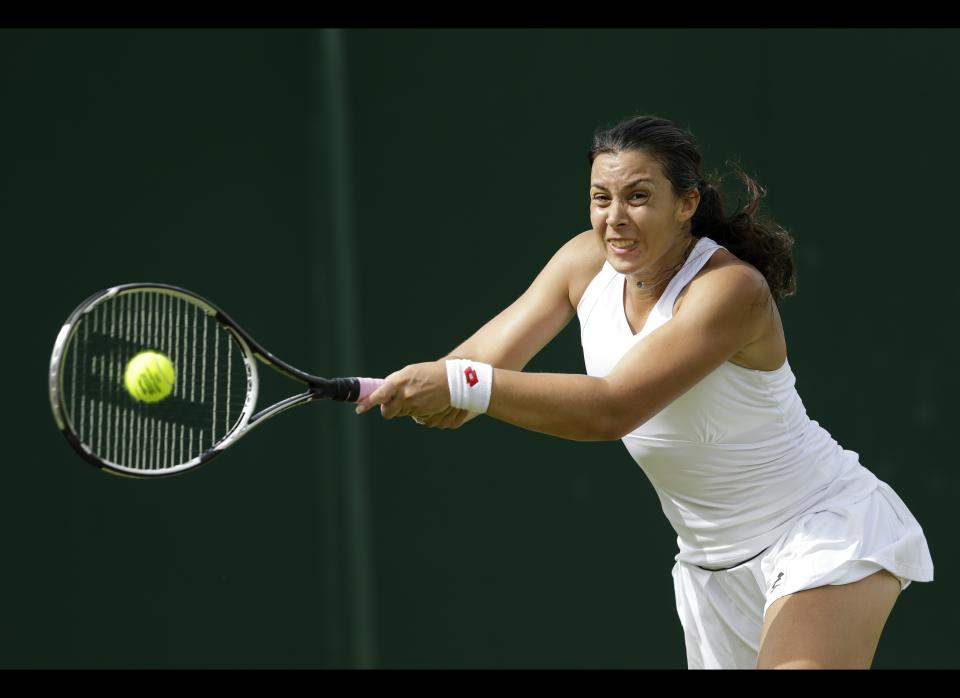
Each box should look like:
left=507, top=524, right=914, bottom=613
left=315, top=377, right=385, bottom=402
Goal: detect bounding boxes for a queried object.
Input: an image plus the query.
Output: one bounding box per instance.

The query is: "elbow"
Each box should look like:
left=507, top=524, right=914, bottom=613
left=595, top=384, right=649, bottom=441
left=571, top=409, right=632, bottom=442
left=595, top=424, right=628, bottom=442
left=585, top=413, right=640, bottom=443
left=596, top=417, right=645, bottom=442
left=553, top=377, right=649, bottom=442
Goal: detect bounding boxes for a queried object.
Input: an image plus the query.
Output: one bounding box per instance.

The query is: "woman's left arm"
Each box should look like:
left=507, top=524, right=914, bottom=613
left=357, top=265, right=772, bottom=441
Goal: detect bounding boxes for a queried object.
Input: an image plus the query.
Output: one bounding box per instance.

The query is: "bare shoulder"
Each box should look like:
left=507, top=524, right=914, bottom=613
left=677, top=248, right=770, bottom=315
left=555, top=230, right=605, bottom=310
left=677, top=248, right=785, bottom=370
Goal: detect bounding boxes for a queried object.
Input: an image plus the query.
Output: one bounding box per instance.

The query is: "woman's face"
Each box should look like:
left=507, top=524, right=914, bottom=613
left=589, top=149, right=698, bottom=278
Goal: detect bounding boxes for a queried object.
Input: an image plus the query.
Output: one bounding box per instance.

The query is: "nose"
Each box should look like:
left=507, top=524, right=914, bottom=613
left=606, top=198, right=629, bottom=228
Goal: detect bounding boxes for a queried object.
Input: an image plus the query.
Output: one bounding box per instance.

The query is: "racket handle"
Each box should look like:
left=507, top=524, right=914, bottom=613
left=317, top=377, right=385, bottom=402
left=356, top=377, right=385, bottom=402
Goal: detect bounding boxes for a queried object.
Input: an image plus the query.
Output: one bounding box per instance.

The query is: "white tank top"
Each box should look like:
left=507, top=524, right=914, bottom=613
left=577, top=236, right=880, bottom=569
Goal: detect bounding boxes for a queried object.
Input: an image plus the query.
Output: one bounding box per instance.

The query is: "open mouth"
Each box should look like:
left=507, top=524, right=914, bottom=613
left=607, top=239, right=638, bottom=254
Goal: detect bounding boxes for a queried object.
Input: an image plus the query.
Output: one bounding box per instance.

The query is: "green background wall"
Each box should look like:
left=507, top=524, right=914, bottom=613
left=1, top=28, right=955, bottom=668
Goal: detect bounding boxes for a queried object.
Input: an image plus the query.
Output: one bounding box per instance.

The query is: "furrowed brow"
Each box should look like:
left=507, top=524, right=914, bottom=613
left=591, top=178, right=655, bottom=190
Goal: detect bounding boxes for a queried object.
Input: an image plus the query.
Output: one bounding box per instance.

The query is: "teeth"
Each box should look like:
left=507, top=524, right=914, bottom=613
left=610, top=240, right=636, bottom=248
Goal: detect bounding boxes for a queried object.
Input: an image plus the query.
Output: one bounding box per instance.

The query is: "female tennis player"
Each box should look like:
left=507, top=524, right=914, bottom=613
left=354, top=114, right=934, bottom=669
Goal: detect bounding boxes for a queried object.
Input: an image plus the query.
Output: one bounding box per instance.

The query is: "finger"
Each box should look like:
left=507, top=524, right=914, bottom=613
left=356, top=369, right=408, bottom=414
left=380, top=394, right=405, bottom=420
left=427, top=409, right=456, bottom=428
left=355, top=384, right=395, bottom=414
left=416, top=405, right=452, bottom=425
left=422, top=407, right=463, bottom=429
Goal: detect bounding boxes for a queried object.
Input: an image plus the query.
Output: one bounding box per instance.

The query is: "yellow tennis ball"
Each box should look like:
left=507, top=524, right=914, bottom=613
left=124, top=351, right=176, bottom=403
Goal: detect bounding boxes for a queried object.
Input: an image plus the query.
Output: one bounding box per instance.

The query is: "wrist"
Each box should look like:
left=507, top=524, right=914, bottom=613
left=445, top=359, right=493, bottom=413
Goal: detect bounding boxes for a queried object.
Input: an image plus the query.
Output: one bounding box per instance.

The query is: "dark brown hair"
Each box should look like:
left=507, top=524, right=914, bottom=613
left=589, top=114, right=796, bottom=301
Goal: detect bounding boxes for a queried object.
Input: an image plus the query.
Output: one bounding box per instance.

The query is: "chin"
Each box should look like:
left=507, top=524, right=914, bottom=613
left=606, top=252, right=647, bottom=276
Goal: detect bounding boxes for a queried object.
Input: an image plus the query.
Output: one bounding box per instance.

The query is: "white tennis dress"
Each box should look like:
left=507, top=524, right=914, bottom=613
left=576, top=236, right=934, bottom=668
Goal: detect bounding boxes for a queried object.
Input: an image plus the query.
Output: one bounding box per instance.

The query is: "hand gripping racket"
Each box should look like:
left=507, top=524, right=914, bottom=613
left=48, top=283, right=384, bottom=478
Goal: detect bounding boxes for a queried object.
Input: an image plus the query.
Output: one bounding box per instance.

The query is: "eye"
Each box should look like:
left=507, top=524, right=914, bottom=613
left=591, top=193, right=610, bottom=204
left=630, top=192, right=649, bottom=202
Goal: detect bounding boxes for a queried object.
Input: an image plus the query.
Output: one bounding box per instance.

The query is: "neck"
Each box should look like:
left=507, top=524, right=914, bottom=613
left=626, top=234, right=697, bottom=301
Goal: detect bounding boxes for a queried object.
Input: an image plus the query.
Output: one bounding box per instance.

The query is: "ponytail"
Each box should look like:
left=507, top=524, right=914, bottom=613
left=692, top=163, right=796, bottom=301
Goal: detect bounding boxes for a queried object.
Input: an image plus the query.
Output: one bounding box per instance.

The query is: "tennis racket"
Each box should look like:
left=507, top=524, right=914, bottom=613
left=48, top=283, right=384, bottom=478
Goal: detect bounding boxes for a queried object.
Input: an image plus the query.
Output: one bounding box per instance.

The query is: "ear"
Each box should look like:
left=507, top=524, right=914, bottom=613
left=676, top=188, right=700, bottom=225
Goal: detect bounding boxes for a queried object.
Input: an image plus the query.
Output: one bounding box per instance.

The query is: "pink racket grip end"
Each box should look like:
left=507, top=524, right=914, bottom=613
left=356, top=377, right=386, bottom=403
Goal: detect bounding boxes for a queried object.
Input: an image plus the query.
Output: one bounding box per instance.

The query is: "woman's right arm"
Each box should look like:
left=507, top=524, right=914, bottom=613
left=422, top=230, right=601, bottom=428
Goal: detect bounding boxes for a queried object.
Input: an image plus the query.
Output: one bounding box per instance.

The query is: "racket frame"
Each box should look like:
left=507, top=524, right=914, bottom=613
left=50, top=282, right=365, bottom=478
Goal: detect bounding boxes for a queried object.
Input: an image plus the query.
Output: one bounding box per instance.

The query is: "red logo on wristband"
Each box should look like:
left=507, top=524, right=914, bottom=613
left=464, top=366, right=479, bottom=387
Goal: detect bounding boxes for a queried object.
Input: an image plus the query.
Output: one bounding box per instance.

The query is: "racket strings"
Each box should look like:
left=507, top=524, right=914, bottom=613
left=61, top=290, right=249, bottom=473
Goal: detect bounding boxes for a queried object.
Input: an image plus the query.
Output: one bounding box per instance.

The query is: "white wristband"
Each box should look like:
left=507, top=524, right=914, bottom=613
left=445, top=359, right=493, bottom=413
